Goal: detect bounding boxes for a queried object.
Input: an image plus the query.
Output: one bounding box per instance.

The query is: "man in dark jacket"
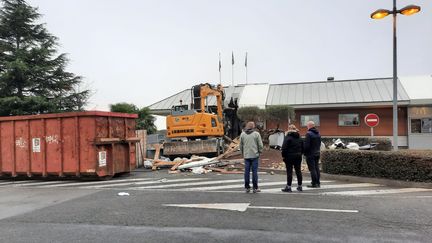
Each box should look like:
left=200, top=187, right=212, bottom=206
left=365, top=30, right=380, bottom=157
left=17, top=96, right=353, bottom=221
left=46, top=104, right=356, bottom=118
left=304, top=121, right=322, bottom=188
left=281, top=124, right=303, bottom=192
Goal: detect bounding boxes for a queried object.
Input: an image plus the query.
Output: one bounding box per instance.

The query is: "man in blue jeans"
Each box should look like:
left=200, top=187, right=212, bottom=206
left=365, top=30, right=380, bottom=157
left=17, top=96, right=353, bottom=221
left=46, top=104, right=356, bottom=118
left=304, top=121, right=322, bottom=188
left=240, top=121, right=264, bottom=193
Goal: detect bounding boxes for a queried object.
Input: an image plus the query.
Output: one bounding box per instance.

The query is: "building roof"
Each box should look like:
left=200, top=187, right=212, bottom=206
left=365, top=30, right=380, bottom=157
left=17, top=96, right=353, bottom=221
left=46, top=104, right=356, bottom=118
left=266, top=78, right=410, bottom=108
left=148, top=85, right=245, bottom=115
left=237, top=83, right=269, bottom=108
left=399, top=75, right=432, bottom=105
left=148, top=77, right=418, bottom=115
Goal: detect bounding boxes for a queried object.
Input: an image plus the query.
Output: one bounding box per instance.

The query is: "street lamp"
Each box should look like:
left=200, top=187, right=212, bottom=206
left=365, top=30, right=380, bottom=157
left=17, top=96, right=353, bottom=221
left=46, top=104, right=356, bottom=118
left=371, top=1, right=421, bottom=151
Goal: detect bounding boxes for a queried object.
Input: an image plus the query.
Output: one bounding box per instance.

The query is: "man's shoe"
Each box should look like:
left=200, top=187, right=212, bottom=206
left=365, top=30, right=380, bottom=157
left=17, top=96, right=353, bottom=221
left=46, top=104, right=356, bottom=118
left=245, top=188, right=251, bottom=193
left=316, top=184, right=321, bottom=188
left=253, top=188, right=261, bottom=193
left=306, top=184, right=318, bottom=188
left=297, top=186, right=303, bottom=192
left=281, top=186, right=292, bottom=192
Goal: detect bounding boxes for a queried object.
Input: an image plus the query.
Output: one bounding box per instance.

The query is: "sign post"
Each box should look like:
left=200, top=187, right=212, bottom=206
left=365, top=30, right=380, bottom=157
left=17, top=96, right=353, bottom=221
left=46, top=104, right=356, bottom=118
left=364, top=113, right=380, bottom=137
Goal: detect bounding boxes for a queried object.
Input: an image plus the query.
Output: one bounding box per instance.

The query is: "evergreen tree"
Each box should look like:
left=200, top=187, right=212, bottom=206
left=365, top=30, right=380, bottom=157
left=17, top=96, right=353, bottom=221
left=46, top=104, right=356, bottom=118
left=0, top=0, right=89, bottom=116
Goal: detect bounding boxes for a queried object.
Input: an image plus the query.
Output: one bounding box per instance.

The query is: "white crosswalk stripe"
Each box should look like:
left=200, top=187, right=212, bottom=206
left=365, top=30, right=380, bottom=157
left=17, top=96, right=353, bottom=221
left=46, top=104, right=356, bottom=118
left=13, top=180, right=77, bottom=187
left=0, top=180, right=35, bottom=186
left=0, top=177, right=430, bottom=197
left=82, top=178, right=206, bottom=189
left=322, top=187, right=432, bottom=196
left=263, top=183, right=381, bottom=193
left=38, top=178, right=156, bottom=188
left=183, top=180, right=333, bottom=191
left=135, top=179, right=245, bottom=190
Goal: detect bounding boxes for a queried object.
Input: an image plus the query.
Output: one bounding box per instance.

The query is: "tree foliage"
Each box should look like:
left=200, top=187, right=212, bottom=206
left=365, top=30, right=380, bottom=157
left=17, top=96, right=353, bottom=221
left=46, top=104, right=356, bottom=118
left=237, top=105, right=295, bottom=129
left=0, top=0, right=89, bottom=116
left=110, top=102, right=157, bottom=134
left=266, top=105, right=295, bottom=129
left=236, top=106, right=264, bottom=122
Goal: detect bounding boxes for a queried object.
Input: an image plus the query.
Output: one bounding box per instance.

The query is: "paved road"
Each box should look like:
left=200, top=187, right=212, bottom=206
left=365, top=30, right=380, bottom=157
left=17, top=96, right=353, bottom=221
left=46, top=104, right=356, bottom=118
left=0, top=171, right=431, bottom=242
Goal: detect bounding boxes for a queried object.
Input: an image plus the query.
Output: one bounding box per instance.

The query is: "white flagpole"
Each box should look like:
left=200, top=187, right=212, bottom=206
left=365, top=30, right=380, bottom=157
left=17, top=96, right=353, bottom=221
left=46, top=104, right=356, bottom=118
left=245, top=52, right=248, bottom=84
left=231, top=51, right=234, bottom=86
left=219, top=52, right=222, bottom=85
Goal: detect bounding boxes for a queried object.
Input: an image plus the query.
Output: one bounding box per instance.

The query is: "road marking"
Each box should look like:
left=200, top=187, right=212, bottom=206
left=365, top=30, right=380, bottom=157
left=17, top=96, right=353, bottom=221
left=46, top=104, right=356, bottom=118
left=38, top=178, right=156, bottom=188
left=183, top=180, right=334, bottom=191
left=0, top=181, right=35, bottom=186
left=263, top=183, right=381, bottom=193
left=13, top=181, right=77, bottom=186
left=163, top=203, right=358, bottom=213
left=164, top=203, right=250, bottom=212
left=83, top=178, right=206, bottom=189
left=322, top=187, right=432, bottom=196
left=136, top=179, right=245, bottom=189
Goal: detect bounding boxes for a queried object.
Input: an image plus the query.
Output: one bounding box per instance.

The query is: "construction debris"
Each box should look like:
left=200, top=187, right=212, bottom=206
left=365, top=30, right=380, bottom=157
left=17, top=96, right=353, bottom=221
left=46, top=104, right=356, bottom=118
left=142, top=137, right=272, bottom=175
left=143, top=160, right=153, bottom=169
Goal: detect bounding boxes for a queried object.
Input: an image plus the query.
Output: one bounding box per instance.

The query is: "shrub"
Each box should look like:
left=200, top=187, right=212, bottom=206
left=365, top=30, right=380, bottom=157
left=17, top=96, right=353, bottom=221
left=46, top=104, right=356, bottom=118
left=321, top=150, right=432, bottom=182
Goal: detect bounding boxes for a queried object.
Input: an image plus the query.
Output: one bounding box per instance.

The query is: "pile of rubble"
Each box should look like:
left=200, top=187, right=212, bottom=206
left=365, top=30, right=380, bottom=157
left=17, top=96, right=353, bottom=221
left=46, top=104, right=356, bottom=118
left=144, top=138, right=246, bottom=174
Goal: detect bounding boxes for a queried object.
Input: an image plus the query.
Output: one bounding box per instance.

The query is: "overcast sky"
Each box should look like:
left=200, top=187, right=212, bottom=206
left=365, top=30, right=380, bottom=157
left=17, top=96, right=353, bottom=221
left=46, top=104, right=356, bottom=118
left=27, top=0, right=431, bottom=111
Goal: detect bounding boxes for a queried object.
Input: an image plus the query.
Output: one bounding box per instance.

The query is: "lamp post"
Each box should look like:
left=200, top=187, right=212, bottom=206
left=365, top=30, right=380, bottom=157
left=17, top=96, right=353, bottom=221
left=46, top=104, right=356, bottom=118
left=371, top=1, right=421, bottom=151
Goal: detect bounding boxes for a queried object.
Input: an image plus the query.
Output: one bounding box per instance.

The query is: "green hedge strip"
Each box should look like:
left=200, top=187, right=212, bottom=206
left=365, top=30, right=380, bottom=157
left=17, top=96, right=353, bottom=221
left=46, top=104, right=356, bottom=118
left=321, top=150, right=432, bottom=182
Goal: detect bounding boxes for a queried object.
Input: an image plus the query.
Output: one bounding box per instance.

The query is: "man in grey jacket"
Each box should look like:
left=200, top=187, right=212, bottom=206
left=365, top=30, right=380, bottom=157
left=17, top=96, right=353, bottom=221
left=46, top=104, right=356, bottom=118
left=240, top=121, right=264, bottom=193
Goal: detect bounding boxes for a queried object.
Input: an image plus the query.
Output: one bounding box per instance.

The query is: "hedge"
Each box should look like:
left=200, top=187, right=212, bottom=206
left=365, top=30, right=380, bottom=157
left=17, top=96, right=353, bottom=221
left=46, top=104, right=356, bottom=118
left=321, top=150, right=432, bottom=182
left=321, top=136, right=392, bottom=151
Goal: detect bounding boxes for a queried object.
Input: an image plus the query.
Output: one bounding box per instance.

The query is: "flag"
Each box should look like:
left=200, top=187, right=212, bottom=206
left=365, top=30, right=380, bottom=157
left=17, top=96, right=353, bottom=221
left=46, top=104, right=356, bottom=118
left=219, top=53, right=221, bottom=72
left=245, top=52, right=248, bottom=67
left=232, top=51, right=234, bottom=65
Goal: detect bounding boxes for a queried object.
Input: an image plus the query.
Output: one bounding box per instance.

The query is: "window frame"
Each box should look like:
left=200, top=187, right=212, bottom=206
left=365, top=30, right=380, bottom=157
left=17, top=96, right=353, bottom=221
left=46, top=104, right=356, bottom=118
left=410, top=117, right=432, bottom=134
left=338, top=113, right=360, bottom=127
left=300, top=114, right=320, bottom=127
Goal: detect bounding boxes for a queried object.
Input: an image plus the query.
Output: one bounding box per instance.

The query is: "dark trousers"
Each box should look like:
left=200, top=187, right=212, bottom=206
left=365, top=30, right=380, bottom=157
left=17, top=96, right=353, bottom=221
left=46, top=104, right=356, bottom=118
left=284, top=155, right=303, bottom=186
left=306, top=155, right=320, bottom=185
left=244, top=157, right=259, bottom=189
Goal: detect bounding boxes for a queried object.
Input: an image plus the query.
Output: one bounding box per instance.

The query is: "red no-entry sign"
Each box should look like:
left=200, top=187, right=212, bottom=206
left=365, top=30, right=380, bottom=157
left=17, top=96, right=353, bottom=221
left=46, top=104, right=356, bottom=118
left=364, top=113, right=379, bottom=128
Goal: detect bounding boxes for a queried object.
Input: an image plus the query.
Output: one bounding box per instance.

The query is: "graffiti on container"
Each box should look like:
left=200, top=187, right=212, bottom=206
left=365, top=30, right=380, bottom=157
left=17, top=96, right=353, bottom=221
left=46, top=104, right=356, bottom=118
left=45, top=135, right=59, bottom=144
left=15, top=137, right=27, bottom=148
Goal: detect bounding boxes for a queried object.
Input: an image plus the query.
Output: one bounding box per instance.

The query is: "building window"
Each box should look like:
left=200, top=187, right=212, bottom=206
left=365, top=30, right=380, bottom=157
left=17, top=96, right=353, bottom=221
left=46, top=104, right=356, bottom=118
left=411, top=118, right=432, bottom=133
left=300, top=115, right=320, bottom=127
left=338, top=114, right=360, bottom=126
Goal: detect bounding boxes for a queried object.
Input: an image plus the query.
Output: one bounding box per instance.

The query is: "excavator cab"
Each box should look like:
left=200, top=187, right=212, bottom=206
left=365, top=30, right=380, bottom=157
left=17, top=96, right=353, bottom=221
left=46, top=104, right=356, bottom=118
left=166, top=83, right=224, bottom=139
left=164, top=83, right=225, bottom=158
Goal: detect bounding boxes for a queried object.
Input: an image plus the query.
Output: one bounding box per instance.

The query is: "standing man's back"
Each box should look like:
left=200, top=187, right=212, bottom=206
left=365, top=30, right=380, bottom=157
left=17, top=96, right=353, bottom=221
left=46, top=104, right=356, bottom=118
left=304, top=121, right=322, bottom=188
left=240, top=121, right=264, bottom=193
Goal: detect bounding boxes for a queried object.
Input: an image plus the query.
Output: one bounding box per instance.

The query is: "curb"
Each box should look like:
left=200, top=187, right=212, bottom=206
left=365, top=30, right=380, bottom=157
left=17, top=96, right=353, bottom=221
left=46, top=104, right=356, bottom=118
left=259, top=168, right=432, bottom=189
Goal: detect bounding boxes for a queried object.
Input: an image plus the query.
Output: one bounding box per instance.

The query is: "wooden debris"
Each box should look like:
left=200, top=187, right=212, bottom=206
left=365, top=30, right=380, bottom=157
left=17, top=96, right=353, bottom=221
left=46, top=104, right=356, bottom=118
left=152, top=159, right=178, bottom=171
left=153, top=144, right=161, bottom=160
left=170, top=159, right=186, bottom=171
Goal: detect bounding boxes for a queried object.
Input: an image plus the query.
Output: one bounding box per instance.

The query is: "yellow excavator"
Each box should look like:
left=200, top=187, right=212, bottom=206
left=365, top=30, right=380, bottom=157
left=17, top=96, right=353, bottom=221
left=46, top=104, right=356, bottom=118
left=163, top=83, right=226, bottom=159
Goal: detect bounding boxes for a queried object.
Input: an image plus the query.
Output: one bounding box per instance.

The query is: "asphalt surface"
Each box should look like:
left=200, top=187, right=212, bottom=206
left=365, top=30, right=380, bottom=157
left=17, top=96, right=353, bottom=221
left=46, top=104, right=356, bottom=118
left=0, top=171, right=431, bottom=243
